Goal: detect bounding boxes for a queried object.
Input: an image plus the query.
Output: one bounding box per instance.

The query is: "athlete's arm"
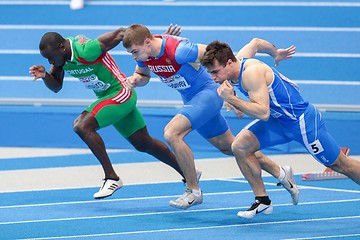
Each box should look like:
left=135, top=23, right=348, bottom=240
left=236, top=38, right=296, bottom=66
left=197, top=44, right=207, bottom=61
left=97, top=24, right=179, bottom=54
left=29, top=64, right=64, bottom=93
left=175, top=41, right=207, bottom=65
left=218, top=64, right=270, bottom=121
left=97, top=27, right=127, bottom=53
left=126, top=65, right=152, bottom=89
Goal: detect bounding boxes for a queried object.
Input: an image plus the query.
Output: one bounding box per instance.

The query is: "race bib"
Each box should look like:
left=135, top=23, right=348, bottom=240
left=159, top=74, right=190, bottom=90
left=309, top=139, right=324, bottom=154
left=79, top=74, right=110, bottom=92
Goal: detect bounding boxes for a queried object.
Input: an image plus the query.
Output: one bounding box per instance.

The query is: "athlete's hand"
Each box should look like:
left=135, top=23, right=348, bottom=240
left=125, top=76, right=137, bottom=89
left=164, top=23, right=181, bottom=36
left=29, top=65, right=46, bottom=80
left=224, top=102, right=244, bottom=119
left=217, top=80, right=235, bottom=101
left=274, top=45, right=296, bottom=66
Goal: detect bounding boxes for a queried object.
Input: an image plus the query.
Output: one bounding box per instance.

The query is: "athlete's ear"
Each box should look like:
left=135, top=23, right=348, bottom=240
left=144, top=38, right=151, bottom=46
left=59, top=43, right=66, bottom=52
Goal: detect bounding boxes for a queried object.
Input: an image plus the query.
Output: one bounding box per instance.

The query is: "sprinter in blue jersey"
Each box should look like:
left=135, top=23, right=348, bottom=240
left=201, top=40, right=360, bottom=219
left=123, top=24, right=299, bottom=209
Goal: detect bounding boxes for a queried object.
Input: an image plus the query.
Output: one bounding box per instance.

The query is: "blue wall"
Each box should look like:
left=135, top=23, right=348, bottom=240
left=2, top=105, right=359, bottom=155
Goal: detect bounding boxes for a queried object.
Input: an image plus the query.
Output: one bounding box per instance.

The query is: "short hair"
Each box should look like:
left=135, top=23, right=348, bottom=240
left=123, top=24, right=154, bottom=48
left=39, top=32, right=65, bottom=51
left=201, top=41, right=237, bottom=68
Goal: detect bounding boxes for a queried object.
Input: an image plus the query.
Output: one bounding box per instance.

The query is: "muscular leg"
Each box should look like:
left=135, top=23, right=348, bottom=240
left=255, top=151, right=281, bottom=179
left=209, top=128, right=282, bottom=177
left=164, top=114, right=199, bottom=190
left=231, top=129, right=268, bottom=196
left=208, top=129, right=282, bottom=181
left=207, top=129, right=234, bottom=155
left=329, top=152, right=360, bottom=184
left=127, top=126, right=184, bottom=178
left=73, top=111, right=119, bottom=180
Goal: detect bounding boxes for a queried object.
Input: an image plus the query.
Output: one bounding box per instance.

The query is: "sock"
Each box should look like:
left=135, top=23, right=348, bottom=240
left=278, top=166, right=286, bottom=181
left=192, top=189, right=202, bottom=197
left=105, top=177, right=120, bottom=181
left=255, top=196, right=271, bottom=205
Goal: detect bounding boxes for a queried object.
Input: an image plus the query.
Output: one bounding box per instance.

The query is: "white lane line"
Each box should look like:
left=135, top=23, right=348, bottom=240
left=16, top=215, right=360, bottom=240
left=284, top=233, right=360, bottom=240
left=218, top=178, right=360, bottom=193
left=2, top=200, right=360, bottom=225
left=0, top=186, right=359, bottom=210
left=0, top=147, right=133, bottom=159
left=1, top=1, right=360, bottom=7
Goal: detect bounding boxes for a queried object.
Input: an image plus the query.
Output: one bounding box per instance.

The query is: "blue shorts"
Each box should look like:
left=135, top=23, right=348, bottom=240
left=179, top=85, right=229, bottom=139
left=246, top=104, right=340, bottom=166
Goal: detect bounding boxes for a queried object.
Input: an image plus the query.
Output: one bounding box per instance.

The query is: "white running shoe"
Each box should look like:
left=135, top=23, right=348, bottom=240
left=182, top=168, right=202, bottom=184
left=93, top=178, right=123, bottom=199
left=237, top=199, right=273, bottom=219
left=169, top=188, right=203, bottom=209
left=277, top=166, right=299, bottom=205
left=70, top=0, right=84, bottom=10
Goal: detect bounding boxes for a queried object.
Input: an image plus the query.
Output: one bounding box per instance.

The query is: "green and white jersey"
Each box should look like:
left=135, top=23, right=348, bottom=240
left=63, top=35, right=131, bottom=101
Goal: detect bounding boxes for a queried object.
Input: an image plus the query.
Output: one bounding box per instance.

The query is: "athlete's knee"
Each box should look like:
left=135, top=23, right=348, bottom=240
left=231, top=136, right=253, bottom=158
left=231, top=140, right=248, bottom=158
left=163, top=128, right=180, bottom=146
left=132, top=138, right=152, bottom=152
left=73, top=117, right=85, bottom=134
left=73, top=113, right=96, bottom=136
left=328, top=154, right=352, bottom=175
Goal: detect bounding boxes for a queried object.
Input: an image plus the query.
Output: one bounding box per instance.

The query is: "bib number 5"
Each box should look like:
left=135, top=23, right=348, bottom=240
left=309, top=139, right=324, bottom=154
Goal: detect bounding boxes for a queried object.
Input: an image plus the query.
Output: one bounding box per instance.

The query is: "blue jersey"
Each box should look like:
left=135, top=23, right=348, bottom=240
left=237, top=58, right=340, bottom=165
left=235, top=58, right=309, bottom=124
left=137, top=35, right=220, bottom=102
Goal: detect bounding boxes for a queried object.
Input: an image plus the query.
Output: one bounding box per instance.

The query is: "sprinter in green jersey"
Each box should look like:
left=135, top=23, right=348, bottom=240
left=29, top=25, right=189, bottom=199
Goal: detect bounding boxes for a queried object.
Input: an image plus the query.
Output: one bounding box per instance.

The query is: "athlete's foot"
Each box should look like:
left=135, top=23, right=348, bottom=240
left=237, top=198, right=273, bottom=219
left=169, top=188, right=203, bottom=209
left=93, top=178, right=123, bottom=199
left=277, top=166, right=299, bottom=205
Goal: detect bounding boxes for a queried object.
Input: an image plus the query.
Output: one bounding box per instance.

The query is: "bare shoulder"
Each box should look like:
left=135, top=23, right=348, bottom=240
left=243, top=59, right=274, bottom=88
left=243, top=58, right=267, bottom=72
left=243, top=59, right=272, bottom=80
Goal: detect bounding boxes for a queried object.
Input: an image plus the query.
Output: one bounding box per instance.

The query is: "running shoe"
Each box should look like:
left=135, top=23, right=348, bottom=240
left=70, top=0, right=84, bottom=10
left=169, top=188, right=203, bottom=209
left=93, top=178, right=123, bottom=199
left=237, top=199, right=273, bottom=219
left=277, top=166, right=299, bottom=205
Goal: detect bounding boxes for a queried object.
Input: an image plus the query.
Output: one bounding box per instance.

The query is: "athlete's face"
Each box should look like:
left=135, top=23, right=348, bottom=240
left=206, top=59, right=231, bottom=84
left=41, top=45, right=67, bottom=67
left=126, top=39, right=151, bottom=61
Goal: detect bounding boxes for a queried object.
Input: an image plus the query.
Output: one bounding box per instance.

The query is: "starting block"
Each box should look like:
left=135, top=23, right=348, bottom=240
left=302, top=147, right=349, bottom=181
